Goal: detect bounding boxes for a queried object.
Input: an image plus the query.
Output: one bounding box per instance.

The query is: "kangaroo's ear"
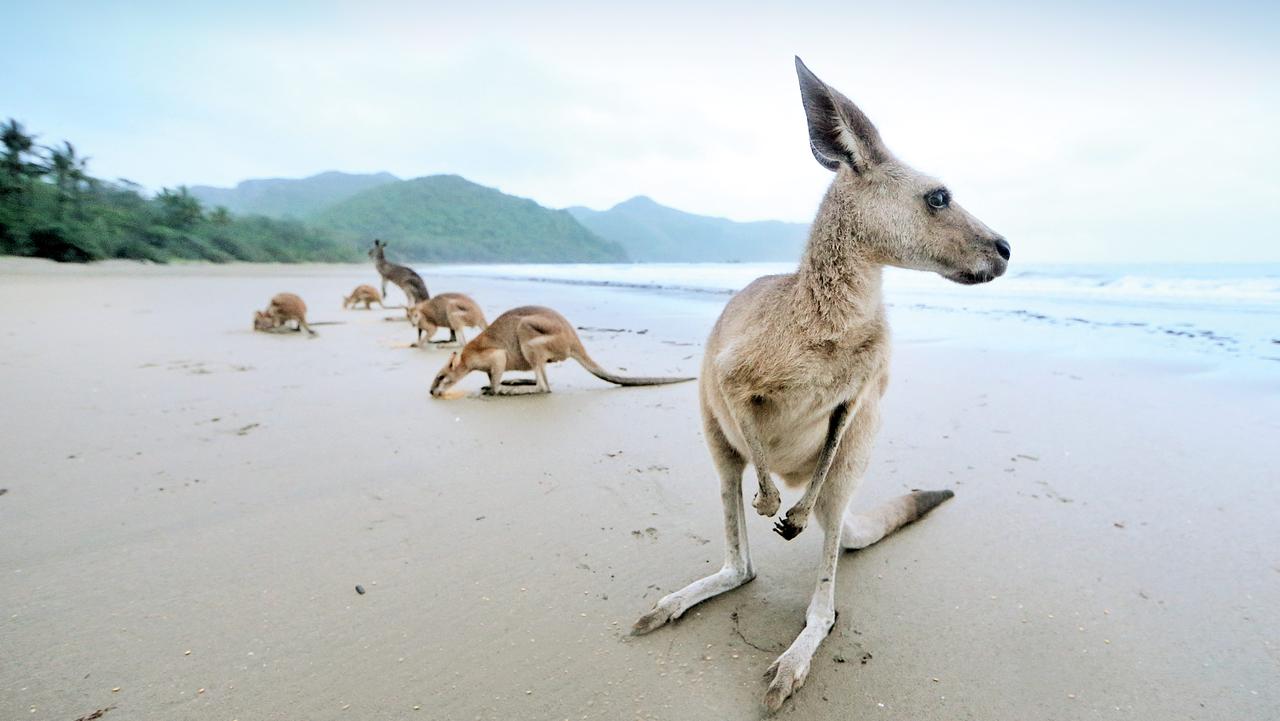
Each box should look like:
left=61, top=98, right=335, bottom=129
left=448, top=352, right=460, bottom=369
left=795, top=56, right=891, bottom=174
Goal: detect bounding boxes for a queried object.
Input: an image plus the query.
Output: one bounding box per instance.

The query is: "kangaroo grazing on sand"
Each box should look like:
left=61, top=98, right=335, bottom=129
left=369, top=239, right=430, bottom=305
left=254, top=293, right=316, bottom=336
left=343, top=284, right=384, bottom=310
left=428, top=306, right=693, bottom=399
left=631, top=57, right=1010, bottom=711
left=408, top=293, right=489, bottom=347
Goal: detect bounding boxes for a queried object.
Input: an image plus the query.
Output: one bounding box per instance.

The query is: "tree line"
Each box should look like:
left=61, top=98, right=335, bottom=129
left=0, top=118, right=355, bottom=263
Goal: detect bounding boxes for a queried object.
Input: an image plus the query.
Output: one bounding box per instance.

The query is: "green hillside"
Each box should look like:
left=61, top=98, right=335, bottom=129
left=312, top=174, right=627, bottom=262
left=189, top=171, right=399, bottom=219
left=0, top=119, right=355, bottom=263
left=568, top=195, right=808, bottom=262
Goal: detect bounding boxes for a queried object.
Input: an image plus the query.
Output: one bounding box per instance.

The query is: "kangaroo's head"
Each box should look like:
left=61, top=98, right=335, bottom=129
left=253, top=310, right=273, bottom=331
left=795, top=57, right=1009, bottom=284
left=429, top=351, right=469, bottom=399
left=368, top=239, right=385, bottom=261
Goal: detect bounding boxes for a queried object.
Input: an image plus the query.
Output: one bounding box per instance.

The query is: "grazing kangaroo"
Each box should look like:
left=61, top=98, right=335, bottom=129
left=428, top=305, right=693, bottom=399
left=343, top=284, right=384, bottom=309
left=631, top=57, right=1010, bottom=711
left=253, top=292, right=316, bottom=336
left=408, top=292, right=489, bottom=347
left=369, top=239, right=429, bottom=305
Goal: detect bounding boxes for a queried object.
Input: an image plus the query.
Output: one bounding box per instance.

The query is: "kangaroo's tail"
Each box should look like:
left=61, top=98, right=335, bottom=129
left=570, top=348, right=694, bottom=387
left=840, top=490, right=955, bottom=551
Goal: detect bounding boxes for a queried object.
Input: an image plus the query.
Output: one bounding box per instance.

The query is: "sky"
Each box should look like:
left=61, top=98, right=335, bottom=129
left=4, top=0, right=1278, bottom=262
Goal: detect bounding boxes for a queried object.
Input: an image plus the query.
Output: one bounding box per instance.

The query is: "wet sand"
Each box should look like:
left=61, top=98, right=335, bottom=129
left=1, top=258, right=1277, bottom=720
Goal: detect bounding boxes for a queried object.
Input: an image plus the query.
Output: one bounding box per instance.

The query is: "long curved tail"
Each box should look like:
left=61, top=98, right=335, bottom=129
left=841, top=489, right=954, bottom=550
left=571, top=349, right=694, bottom=387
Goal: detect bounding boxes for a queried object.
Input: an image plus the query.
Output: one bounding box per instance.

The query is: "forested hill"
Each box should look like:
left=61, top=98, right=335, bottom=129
left=0, top=119, right=354, bottom=263
left=568, top=195, right=808, bottom=262
left=4, top=116, right=803, bottom=265
left=189, top=171, right=400, bottom=219
left=311, top=175, right=626, bottom=262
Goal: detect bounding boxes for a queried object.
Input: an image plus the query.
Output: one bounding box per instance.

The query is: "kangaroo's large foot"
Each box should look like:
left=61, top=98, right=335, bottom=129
left=482, top=385, right=547, bottom=396
left=500, top=378, right=538, bottom=386
left=763, top=649, right=812, bottom=711
left=631, top=567, right=755, bottom=636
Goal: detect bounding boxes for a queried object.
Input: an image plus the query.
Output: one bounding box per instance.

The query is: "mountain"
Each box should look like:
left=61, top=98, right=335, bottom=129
left=567, top=196, right=809, bottom=262
left=311, top=175, right=627, bottom=262
left=189, top=171, right=400, bottom=219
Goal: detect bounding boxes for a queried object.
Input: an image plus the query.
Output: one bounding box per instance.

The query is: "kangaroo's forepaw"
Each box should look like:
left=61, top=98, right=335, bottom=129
left=632, top=600, right=679, bottom=636
left=763, top=652, right=811, bottom=711
left=752, top=488, right=781, bottom=517
left=772, top=509, right=808, bottom=541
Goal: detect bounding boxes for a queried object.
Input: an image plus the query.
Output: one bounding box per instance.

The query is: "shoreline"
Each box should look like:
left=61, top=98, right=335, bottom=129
left=12, top=256, right=1275, bottom=387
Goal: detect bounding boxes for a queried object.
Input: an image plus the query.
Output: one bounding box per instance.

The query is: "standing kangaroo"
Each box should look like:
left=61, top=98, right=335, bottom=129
left=428, top=306, right=693, bottom=398
left=632, top=57, right=1010, bottom=711
left=369, top=239, right=430, bottom=305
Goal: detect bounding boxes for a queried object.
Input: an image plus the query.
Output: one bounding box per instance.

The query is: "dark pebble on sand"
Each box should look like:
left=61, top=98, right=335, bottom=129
left=355, top=585, right=365, bottom=595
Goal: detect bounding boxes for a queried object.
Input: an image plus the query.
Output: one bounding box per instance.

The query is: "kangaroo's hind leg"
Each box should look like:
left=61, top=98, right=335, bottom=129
left=633, top=410, right=754, bottom=634
left=491, top=320, right=555, bottom=395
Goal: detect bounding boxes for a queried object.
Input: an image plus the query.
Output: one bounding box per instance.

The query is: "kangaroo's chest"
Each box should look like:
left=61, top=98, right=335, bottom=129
left=714, top=335, right=884, bottom=475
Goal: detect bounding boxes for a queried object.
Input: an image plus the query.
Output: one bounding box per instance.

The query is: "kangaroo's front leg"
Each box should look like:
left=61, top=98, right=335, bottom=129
left=634, top=419, right=753, bottom=634
left=774, top=399, right=856, bottom=540
left=730, top=406, right=780, bottom=517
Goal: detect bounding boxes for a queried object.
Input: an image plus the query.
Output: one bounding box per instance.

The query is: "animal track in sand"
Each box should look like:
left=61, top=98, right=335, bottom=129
left=631, top=527, right=660, bottom=541
left=140, top=360, right=254, bottom=374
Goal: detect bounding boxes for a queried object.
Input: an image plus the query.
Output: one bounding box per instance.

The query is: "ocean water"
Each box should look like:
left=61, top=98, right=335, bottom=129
left=426, top=261, right=1280, bottom=382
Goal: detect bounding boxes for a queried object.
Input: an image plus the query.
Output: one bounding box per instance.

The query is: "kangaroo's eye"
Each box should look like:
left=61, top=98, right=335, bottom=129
left=926, top=188, right=950, bottom=210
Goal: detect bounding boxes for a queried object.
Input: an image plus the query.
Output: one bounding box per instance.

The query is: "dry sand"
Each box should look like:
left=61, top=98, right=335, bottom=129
left=1, top=258, right=1277, bottom=720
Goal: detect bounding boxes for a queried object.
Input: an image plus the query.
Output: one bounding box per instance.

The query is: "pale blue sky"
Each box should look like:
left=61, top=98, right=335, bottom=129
left=4, top=0, right=1278, bottom=261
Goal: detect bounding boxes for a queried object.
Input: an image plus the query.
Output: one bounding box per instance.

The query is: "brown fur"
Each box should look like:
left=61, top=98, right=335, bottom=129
left=369, top=240, right=429, bottom=305
left=408, top=292, right=489, bottom=347
left=253, top=293, right=315, bottom=336
left=429, top=305, right=693, bottom=398
left=631, top=57, right=1009, bottom=711
left=342, top=284, right=384, bottom=309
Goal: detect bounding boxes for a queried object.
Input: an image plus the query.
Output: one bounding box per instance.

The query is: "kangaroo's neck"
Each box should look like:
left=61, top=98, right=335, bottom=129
left=374, top=251, right=392, bottom=274
left=793, top=185, right=884, bottom=335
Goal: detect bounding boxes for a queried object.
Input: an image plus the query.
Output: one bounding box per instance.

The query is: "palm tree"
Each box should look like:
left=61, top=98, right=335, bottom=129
left=46, top=142, right=92, bottom=217
left=1, top=119, right=38, bottom=190
left=157, top=186, right=204, bottom=228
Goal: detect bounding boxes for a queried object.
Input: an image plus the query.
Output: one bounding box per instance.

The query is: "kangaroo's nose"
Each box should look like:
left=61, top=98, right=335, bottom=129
left=992, top=238, right=1011, bottom=261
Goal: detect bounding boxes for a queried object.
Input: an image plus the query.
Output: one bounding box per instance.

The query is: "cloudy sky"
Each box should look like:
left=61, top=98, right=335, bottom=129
left=5, top=0, right=1278, bottom=262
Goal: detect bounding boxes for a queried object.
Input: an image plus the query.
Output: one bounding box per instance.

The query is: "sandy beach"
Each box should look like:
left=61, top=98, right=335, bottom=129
left=1, top=258, right=1277, bottom=721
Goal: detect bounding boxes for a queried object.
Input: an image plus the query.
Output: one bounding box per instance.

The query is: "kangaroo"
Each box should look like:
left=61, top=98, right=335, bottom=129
left=631, top=57, right=1010, bottom=711
left=369, top=239, right=430, bottom=305
left=428, top=305, right=693, bottom=399
left=343, top=284, right=384, bottom=310
left=253, top=292, right=316, bottom=336
left=408, top=292, right=489, bottom=347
